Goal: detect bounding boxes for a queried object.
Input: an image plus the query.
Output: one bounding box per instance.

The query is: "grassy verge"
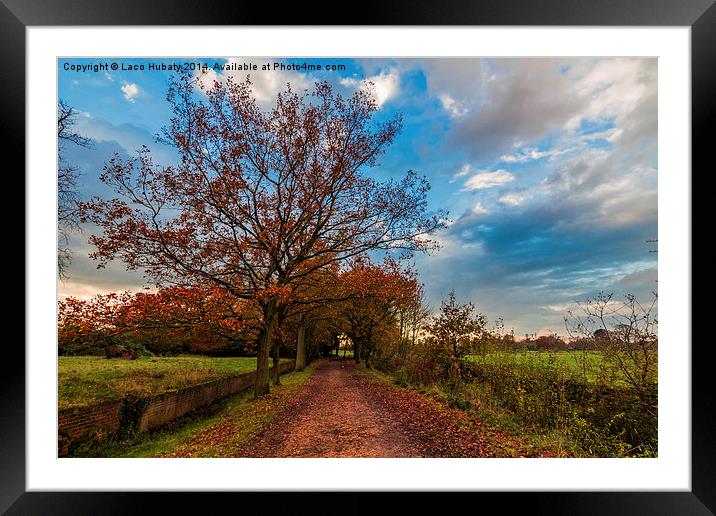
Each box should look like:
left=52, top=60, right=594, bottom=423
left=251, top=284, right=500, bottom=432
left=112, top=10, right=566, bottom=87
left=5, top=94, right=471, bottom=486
left=358, top=365, right=578, bottom=457
left=456, top=391, right=585, bottom=457
left=355, top=364, right=552, bottom=457
left=59, top=356, right=291, bottom=410
left=71, top=362, right=317, bottom=458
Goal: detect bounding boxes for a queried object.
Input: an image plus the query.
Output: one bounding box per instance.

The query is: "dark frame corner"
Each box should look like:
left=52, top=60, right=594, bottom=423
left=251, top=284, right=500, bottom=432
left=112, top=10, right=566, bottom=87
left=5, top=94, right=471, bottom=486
left=6, top=0, right=710, bottom=513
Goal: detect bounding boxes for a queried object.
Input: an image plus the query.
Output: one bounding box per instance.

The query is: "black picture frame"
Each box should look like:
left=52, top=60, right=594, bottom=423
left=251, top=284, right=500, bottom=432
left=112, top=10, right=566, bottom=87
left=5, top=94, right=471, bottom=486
left=5, top=1, right=709, bottom=513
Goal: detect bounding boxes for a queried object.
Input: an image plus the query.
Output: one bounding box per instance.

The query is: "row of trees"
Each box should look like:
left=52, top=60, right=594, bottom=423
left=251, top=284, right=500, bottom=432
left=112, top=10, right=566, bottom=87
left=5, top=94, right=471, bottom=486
left=58, top=257, right=424, bottom=373
left=59, top=273, right=656, bottom=396
left=58, top=285, right=250, bottom=357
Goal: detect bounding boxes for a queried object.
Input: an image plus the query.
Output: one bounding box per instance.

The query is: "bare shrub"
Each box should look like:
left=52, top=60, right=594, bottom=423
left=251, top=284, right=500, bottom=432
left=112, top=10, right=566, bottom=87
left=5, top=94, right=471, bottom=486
left=565, top=291, right=657, bottom=413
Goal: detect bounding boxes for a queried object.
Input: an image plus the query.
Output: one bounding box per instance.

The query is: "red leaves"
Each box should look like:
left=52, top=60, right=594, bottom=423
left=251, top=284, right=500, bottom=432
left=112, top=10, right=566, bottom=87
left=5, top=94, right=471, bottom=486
left=255, top=284, right=293, bottom=305
left=83, top=76, right=445, bottom=324
left=358, top=374, right=548, bottom=458
left=338, top=257, right=416, bottom=303
left=58, top=285, right=252, bottom=350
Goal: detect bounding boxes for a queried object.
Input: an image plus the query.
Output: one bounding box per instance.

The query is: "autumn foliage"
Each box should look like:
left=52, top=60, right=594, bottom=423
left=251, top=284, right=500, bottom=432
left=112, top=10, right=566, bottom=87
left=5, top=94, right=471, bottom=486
left=58, top=285, right=254, bottom=356
left=420, top=290, right=488, bottom=381
left=78, top=74, right=443, bottom=396
left=333, top=258, right=420, bottom=368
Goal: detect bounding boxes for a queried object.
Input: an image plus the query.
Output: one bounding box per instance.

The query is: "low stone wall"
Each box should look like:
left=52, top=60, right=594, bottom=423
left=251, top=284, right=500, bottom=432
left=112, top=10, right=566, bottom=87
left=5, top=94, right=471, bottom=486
left=58, top=360, right=295, bottom=456
left=58, top=399, right=124, bottom=440
left=138, top=360, right=294, bottom=431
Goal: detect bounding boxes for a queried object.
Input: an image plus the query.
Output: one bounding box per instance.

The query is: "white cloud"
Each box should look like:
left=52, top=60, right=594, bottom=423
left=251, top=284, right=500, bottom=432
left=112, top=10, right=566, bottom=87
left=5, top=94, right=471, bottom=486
left=120, top=82, right=140, bottom=102
left=499, top=192, right=528, bottom=206
left=439, top=93, right=467, bottom=118
left=438, top=217, right=454, bottom=228
left=462, top=169, right=515, bottom=191
left=542, top=302, right=578, bottom=313
left=197, top=60, right=399, bottom=110
left=499, top=147, right=571, bottom=163
left=340, top=69, right=399, bottom=108
left=632, top=164, right=657, bottom=175
left=196, top=67, right=221, bottom=92
left=339, top=76, right=359, bottom=88
left=567, top=58, right=653, bottom=131
left=416, top=227, right=485, bottom=260
left=369, top=69, right=399, bottom=108
left=196, top=58, right=312, bottom=107
left=471, top=202, right=488, bottom=215
left=449, top=164, right=472, bottom=183
left=355, top=69, right=399, bottom=108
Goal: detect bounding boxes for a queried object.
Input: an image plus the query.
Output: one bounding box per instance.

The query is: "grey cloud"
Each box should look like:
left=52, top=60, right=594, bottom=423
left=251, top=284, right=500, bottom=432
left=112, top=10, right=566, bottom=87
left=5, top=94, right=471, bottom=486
left=73, top=115, right=179, bottom=166
left=62, top=225, right=148, bottom=294
left=419, top=59, right=487, bottom=105
left=616, top=266, right=657, bottom=289
left=426, top=58, right=658, bottom=165
left=59, top=120, right=178, bottom=294
left=451, top=60, right=583, bottom=161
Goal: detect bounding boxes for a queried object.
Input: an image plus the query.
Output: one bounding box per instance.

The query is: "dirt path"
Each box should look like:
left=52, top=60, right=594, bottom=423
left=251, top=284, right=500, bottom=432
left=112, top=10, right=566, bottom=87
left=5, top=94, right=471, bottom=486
left=238, top=360, right=423, bottom=457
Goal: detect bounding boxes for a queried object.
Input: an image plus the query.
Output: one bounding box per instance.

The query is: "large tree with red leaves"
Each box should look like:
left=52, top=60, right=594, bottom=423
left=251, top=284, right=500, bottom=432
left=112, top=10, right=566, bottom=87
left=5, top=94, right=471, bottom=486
left=81, top=73, right=443, bottom=396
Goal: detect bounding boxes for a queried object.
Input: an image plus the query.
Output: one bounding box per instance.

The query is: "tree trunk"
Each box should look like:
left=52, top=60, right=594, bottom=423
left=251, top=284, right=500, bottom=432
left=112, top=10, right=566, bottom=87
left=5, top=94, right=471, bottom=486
left=254, top=302, right=277, bottom=398
left=364, top=330, right=373, bottom=368
left=272, top=336, right=281, bottom=385
left=354, top=340, right=361, bottom=364
left=295, top=321, right=306, bottom=371
left=399, top=311, right=405, bottom=358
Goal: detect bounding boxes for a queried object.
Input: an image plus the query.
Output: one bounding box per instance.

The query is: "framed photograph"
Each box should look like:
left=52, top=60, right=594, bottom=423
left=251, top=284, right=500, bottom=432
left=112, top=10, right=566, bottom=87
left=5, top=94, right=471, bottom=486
left=7, top=0, right=709, bottom=512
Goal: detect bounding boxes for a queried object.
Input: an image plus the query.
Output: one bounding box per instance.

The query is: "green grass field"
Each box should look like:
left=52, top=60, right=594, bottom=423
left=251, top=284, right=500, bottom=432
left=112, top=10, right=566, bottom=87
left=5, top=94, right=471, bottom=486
left=58, top=355, right=288, bottom=410
left=465, top=351, right=617, bottom=384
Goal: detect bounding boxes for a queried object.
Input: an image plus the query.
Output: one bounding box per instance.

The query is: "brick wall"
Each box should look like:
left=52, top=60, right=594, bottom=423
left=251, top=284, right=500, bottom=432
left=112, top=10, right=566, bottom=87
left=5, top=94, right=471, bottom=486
left=138, top=371, right=258, bottom=431
left=58, top=399, right=124, bottom=440
left=58, top=360, right=295, bottom=456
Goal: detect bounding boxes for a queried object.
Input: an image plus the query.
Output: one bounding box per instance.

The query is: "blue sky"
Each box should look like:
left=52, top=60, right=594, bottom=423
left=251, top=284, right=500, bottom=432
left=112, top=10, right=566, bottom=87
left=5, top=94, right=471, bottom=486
left=58, top=57, right=657, bottom=337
